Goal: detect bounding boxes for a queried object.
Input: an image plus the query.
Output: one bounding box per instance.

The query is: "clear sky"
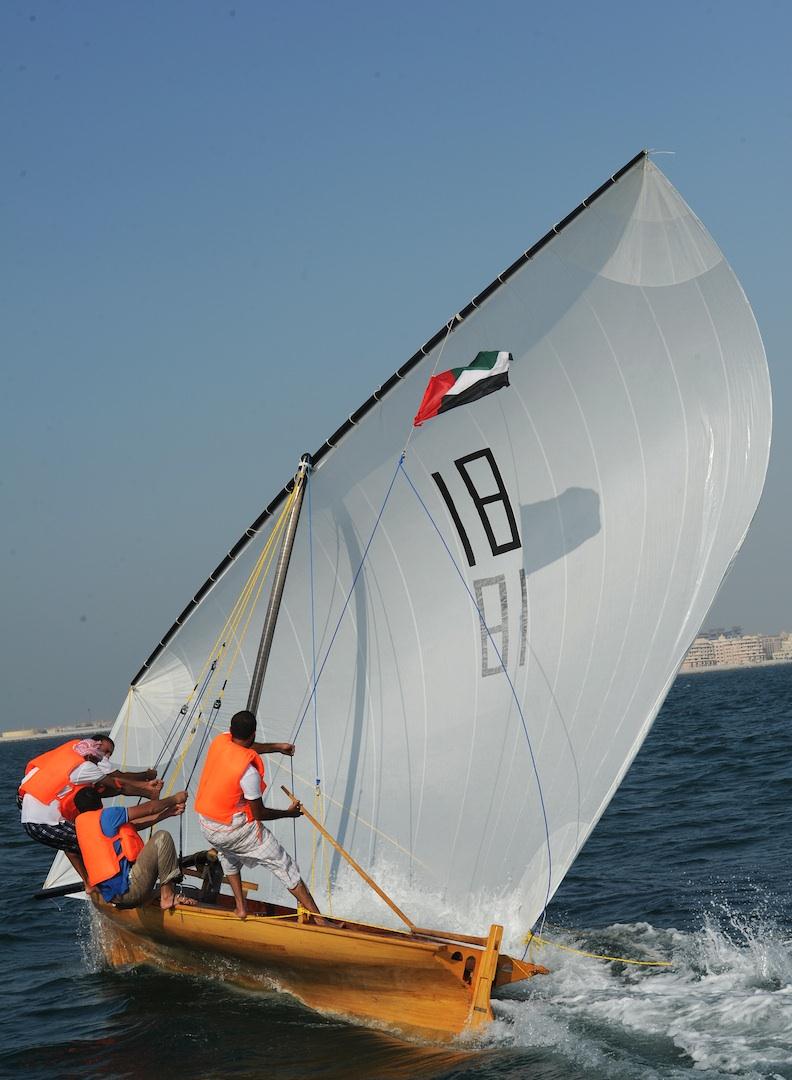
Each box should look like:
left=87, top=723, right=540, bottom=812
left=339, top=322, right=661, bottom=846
left=2, top=1, right=790, bottom=731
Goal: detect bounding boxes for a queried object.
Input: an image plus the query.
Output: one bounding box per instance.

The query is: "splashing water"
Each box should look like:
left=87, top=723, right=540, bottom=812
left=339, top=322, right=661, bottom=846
left=488, top=910, right=792, bottom=1078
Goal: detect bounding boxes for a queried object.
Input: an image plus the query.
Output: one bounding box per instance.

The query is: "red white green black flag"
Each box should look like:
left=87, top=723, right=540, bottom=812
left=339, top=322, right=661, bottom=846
left=413, top=350, right=512, bottom=427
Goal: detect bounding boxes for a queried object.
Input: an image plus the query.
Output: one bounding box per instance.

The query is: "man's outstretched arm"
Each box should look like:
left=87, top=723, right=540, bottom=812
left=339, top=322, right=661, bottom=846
left=98, top=776, right=164, bottom=799
left=247, top=796, right=301, bottom=822
left=251, top=741, right=295, bottom=756
left=107, top=767, right=158, bottom=781
left=127, top=791, right=188, bottom=829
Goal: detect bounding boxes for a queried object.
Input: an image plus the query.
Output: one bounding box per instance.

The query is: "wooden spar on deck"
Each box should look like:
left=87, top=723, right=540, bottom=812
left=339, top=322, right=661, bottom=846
left=282, top=784, right=495, bottom=947
left=282, top=784, right=418, bottom=933
left=246, top=454, right=312, bottom=715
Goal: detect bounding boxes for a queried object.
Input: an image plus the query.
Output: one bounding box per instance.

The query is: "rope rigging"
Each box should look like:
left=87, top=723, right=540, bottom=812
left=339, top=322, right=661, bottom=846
left=523, top=930, right=673, bottom=968
left=153, top=480, right=302, bottom=795
left=137, top=441, right=554, bottom=931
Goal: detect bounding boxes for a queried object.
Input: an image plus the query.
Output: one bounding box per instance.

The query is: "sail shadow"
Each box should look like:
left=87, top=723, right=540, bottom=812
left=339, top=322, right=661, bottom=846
left=519, top=485, right=600, bottom=872
left=331, top=512, right=369, bottom=878
left=521, top=487, right=600, bottom=576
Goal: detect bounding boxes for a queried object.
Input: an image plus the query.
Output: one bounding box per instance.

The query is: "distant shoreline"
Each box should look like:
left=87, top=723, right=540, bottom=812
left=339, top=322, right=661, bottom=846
left=678, top=657, right=792, bottom=675
left=4, top=656, right=792, bottom=742
left=0, top=726, right=100, bottom=744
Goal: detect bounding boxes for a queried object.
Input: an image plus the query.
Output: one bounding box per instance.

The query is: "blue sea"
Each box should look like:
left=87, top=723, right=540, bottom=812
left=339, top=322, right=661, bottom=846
left=2, top=665, right=792, bottom=1079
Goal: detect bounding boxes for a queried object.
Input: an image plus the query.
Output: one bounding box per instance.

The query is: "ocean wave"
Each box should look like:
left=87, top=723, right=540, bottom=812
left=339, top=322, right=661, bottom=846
left=488, top=911, right=792, bottom=1078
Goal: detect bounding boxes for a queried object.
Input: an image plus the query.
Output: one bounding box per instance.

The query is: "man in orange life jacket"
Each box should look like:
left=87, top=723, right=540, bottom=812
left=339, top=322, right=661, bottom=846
left=74, top=786, right=195, bottom=909
left=18, top=734, right=164, bottom=888
left=195, top=710, right=321, bottom=920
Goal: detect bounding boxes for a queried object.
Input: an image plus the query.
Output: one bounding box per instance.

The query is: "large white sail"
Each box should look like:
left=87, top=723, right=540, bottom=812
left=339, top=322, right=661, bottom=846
left=46, top=155, right=771, bottom=938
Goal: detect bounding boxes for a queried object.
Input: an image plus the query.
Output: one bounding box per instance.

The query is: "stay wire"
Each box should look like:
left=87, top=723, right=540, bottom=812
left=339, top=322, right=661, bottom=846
left=159, top=484, right=299, bottom=780
left=184, top=695, right=224, bottom=791
left=398, top=460, right=554, bottom=932
left=159, top=661, right=217, bottom=782
left=177, top=696, right=223, bottom=861
left=163, top=485, right=301, bottom=798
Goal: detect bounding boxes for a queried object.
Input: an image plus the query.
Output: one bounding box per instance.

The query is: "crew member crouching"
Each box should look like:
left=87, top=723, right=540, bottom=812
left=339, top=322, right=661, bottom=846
left=18, top=735, right=163, bottom=888
left=73, top=787, right=195, bottom=910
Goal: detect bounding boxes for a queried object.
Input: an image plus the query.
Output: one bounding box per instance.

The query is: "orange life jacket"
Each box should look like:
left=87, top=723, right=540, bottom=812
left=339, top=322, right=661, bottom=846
left=18, top=741, right=92, bottom=822
left=75, top=809, right=145, bottom=888
left=194, top=732, right=266, bottom=824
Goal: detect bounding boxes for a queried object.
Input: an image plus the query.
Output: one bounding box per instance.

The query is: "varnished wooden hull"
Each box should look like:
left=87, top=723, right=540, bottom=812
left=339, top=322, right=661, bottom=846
left=91, top=896, right=546, bottom=1041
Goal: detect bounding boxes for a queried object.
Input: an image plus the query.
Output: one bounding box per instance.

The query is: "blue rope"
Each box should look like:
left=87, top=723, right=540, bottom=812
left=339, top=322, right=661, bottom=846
left=398, top=460, right=554, bottom=928
left=292, top=454, right=404, bottom=743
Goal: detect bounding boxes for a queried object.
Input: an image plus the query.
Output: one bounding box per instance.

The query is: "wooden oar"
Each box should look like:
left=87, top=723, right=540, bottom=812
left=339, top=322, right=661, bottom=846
left=281, top=785, right=417, bottom=934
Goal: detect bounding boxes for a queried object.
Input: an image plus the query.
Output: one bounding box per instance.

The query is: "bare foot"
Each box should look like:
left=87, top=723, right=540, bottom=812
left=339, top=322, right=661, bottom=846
left=233, top=905, right=247, bottom=920
left=160, top=884, right=198, bottom=910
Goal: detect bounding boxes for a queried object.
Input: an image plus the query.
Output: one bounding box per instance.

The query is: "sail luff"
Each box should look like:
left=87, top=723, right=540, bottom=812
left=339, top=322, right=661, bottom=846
left=130, top=149, right=648, bottom=686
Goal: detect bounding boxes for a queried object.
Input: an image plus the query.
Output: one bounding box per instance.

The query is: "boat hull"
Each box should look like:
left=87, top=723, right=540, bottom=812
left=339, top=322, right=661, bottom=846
left=91, top=897, right=545, bottom=1041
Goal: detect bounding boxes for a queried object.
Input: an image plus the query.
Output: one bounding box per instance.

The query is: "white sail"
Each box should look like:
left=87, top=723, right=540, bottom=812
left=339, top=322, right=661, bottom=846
left=47, top=156, right=771, bottom=937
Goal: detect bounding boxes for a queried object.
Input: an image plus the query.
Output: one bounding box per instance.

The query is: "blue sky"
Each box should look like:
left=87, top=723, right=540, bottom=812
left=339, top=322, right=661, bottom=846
left=2, top=1, right=790, bottom=730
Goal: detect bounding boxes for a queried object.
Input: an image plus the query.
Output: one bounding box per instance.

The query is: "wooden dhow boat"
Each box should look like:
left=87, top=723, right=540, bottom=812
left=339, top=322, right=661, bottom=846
left=39, top=149, right=771, bottom=1041
left=90, top=898, right=545, bottom=1042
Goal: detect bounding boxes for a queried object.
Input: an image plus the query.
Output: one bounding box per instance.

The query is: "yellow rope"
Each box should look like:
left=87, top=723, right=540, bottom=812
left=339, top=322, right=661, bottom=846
left=288, top=767, right=431, bottom=870
left=322, top=792, right=333, bottom=916
left=310, top=791, right=319, bottom=893
left=198, top=484, right=297, bottom=687
left=309, top=787, right=334, bottom=914
left=523, top=931, right=672, bottom=967
left=170, top=481, right=300, bottom=724
left=162, top=483, right=301, bottom=795
left=307, top=786, right=334, bottom=915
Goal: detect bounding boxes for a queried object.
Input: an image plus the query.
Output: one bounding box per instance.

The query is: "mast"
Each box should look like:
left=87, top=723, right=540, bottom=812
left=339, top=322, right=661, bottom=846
left=246, top=453, right=312, bottom=715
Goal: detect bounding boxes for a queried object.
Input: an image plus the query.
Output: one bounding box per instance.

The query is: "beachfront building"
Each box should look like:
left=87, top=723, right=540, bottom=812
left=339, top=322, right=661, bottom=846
left=679, top=630, right=792, bottom=672
left=771, top=632, right=792, bottom=660
left=712, top=634, right=764, bottom=666
left=680, top=637, right=717, bottom=670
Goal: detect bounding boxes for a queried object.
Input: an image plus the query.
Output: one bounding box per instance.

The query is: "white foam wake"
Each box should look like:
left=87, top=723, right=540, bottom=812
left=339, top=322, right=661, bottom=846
left=488, top=909, right=792, bottom=1077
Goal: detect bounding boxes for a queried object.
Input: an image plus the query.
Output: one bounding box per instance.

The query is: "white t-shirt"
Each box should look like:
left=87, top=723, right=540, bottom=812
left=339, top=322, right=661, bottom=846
left=240, top=763, right=263, bottom=802
left=21, top=757, right=113, bottom=826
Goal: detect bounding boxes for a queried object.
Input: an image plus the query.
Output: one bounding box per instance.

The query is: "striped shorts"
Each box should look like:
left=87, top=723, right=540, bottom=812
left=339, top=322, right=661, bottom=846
left=23, top=820, right=79, bottom=854
left=199, top=814, right=301, bottom=890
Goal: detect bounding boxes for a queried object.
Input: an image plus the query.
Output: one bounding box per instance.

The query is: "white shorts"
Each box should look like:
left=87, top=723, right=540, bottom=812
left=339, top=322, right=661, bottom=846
left=199, top=813, right=301, bottom=891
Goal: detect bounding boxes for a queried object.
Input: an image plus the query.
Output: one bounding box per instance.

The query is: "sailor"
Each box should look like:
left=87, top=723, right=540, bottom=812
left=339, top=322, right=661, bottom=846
left=194, top=710, right=322, bottom=920
left=18, top=735, right=163, bottom=888
left=73, top=786, right=195, bottom=909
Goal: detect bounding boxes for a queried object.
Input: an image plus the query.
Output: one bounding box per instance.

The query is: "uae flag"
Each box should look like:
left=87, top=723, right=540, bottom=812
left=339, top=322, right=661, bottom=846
left=413, top=350, right=513, bottom=427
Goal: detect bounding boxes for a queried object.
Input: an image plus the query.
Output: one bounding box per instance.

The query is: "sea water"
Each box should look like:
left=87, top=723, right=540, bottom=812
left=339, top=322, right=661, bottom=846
left=2, top=665, right=791, bottom=1079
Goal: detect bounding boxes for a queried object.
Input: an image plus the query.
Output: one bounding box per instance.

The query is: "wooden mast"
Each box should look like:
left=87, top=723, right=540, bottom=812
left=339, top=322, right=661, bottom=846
left=246, top=454, right=311, bottom=715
